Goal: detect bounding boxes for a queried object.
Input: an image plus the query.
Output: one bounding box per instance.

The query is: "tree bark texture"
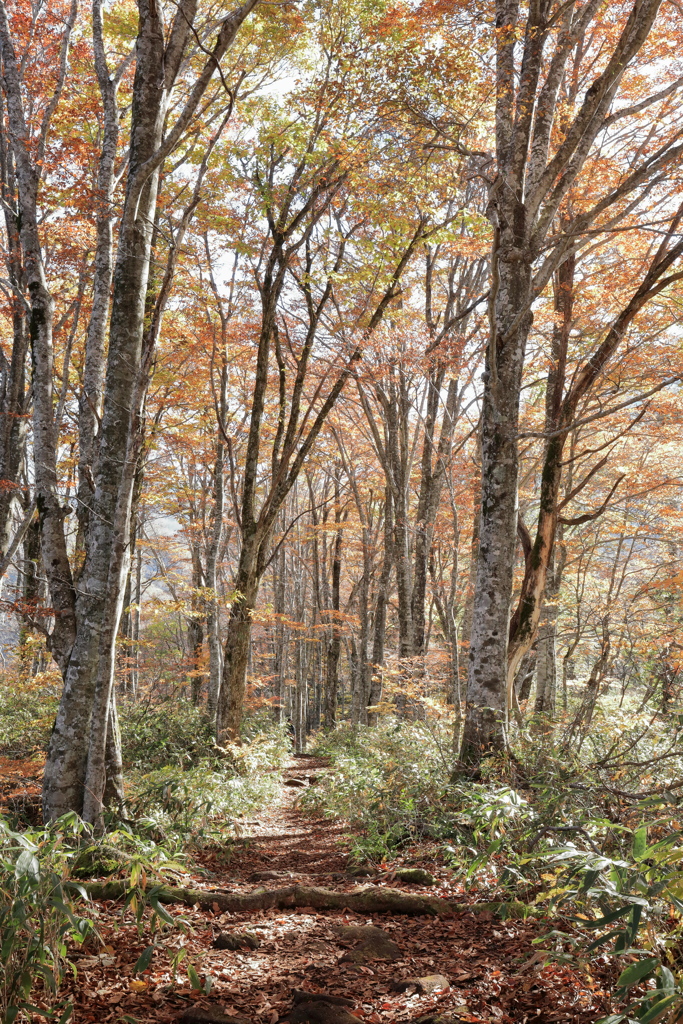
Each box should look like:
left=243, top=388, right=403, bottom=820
left=76, top=0, right=119, bottom=555
left=461, top=225, right=532, bottom=762
left=368, top=487, right=393, bottom=726
left=45, top=0, right=168, bottom=822
left=411, top=377, right=459, bottom=654
left=463, top=0, right=674, bottom=764
left=0, top=109, right=28, bottom=565
left=324, top=488, right=344, bottom=728
left=42, top=0, right=261, bottom=822
left=0, top=0, right=79, bottom=674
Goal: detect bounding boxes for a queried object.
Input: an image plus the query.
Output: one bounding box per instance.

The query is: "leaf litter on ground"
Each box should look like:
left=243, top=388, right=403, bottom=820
left=4, top=756, right=622, bottom=1023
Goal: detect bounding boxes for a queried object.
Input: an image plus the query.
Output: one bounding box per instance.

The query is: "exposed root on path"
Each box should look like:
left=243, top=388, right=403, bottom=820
left=84, top=880, right=448, bottom=915
left=84, top=879, right=533, bottom=920
left=1, top=753, right=617, bottom=1023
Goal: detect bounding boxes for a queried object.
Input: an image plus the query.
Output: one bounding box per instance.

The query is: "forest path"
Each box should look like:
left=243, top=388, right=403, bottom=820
left=53, top=754, right=619, bottom=1024
left=221, top=753, right=350, bottom=883
left=81, top=754, right=610, bottom=1024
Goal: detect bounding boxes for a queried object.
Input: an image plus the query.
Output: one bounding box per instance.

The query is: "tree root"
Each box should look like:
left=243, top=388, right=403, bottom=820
left=83, top=881, right=445, bottom=915
left=82, top=880, right=538, bottom=919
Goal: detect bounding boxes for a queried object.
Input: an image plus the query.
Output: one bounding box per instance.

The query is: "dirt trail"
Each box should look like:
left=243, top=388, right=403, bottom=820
left=15, top=754, right=615, bottom=1023
left=83, top=755, right=610, bottom=1024
left=225, top=755, right=350, bottom=882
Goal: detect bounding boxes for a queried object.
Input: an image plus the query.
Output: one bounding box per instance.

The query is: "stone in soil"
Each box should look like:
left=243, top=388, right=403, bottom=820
left=392, top=867, right=436, bottom=886
left=334, top=924, right=402, bottom=962
left=282, top=991, right=358, bottom=1024
left=392, top=973, right=450, bottom=994
left=212, top=930, right=261, bottom=950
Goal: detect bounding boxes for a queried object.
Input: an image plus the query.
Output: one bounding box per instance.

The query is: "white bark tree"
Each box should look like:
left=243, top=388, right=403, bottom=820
left=0, top=0, right=261, bottom=823
left=461, top=0, right=683, bottom=764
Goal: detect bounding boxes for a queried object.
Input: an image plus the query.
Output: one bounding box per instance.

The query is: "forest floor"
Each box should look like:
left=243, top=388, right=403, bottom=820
left=6, top=755, right=620, bottom=1024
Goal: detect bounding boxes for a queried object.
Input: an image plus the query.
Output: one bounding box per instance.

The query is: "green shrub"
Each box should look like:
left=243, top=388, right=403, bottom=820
left=119, top=700, right=215, bottom=772
left=303, top=720, right=448, bottom=855
left=525, top=820, right=683, bottom=1023
left=303, top=720, right=530, bottom=863
left=0, top=679, right=59, bottom=758
left=0, top=813, right=213, bottom=1022
left=0, top=814, right=95, bottom=1024
left=126, top=723, right=289, bottom=840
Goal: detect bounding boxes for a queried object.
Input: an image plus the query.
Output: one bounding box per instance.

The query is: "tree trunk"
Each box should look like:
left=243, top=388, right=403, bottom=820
left=0, top=111, right=28, bottom=566
left=412, top=377, right=459, bottom=653
left=505, top=251, right=575, bottom=701
left=461, top=0, right=672, bottom=767
left=533, top=541, right=566, bottom=720
left=324, top=497, right=343, bottom=728
left=131, top=544, right=142, bottom=699
left=460, top=438, right=480, bottom=687
left=44, top=0, right=168, bottom=822
left=271, top=537, right=287, bottom=725
left=119, top=566, right=133, bottom=696
left=20, top=512, right=44, bottom=673
left=189, top=616, right=205, bottom=705
left=461, top=230, right=532, bottom=763
left=102, top=695, right=125, bottom=812
left=47, top=0, right=260, bottom=822
left=368, top=487, right=393, bottom=726
left=534, top=621, right=555, bottom=717
left=75, top=0, right=119, bottom=556
left=387, top=376, right=414, bottom=659
left=0, top=1, right=79, bottom=675
left=566, top=615, right=611, bottom=749
left=206, top=359, right=228, bottom=724
left=515, top=648, right=536, bottom=704
left=358, top=535, right=372, bottom=725
left=0, top=0, right=259, bottom=821
left=216, top=566, right=260, bottom=741
left=349, top=637, right=362, bottom=726
left=188, top=546, right=205, bottom=704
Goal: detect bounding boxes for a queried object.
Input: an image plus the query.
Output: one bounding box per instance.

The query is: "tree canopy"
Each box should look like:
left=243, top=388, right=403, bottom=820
left=0, top=0, right=679, bottom=828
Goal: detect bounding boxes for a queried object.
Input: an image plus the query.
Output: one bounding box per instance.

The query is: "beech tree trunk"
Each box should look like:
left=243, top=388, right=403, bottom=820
left=412, top=377, right=459, bottom=654
left=0, top=105, right=28, bottom=562
left=388, top=375, right=415, bottom=660
left=271, top=536, right=287, bottom=725
left=0, top=0, right=79, bottom=677
left=459, top=433, right=481, bottom=697
left=188, top=547, right=205, bottom=704
left=461, top=224, right=532, bottom=762
left=324, top=489, right=344, bottom=728
left=505, top=253, right=574, bottom=704
left=46, top=0, right=168, bottom=822
left=75, top=0, right=119, bottom=556
left=368, top=487, right=393, bottom=726
left=40, top=0, right=261, bottom=822
left=533, top=541, right=566, bottom=719
left=534, top=619, right=555, bottom=717
left=217, top=533, right=266, bottom=740
left=462, top=0, right=673, bottom=766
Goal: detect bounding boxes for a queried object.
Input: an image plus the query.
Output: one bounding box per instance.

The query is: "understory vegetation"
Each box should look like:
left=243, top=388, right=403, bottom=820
left=3, top=680, right=683, bottom=1022
left=0, top=1, right=683, bottom=1020
left=0, top=683, right=290, bottom=1023
left=303, top=711, right=683, bottom=1024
